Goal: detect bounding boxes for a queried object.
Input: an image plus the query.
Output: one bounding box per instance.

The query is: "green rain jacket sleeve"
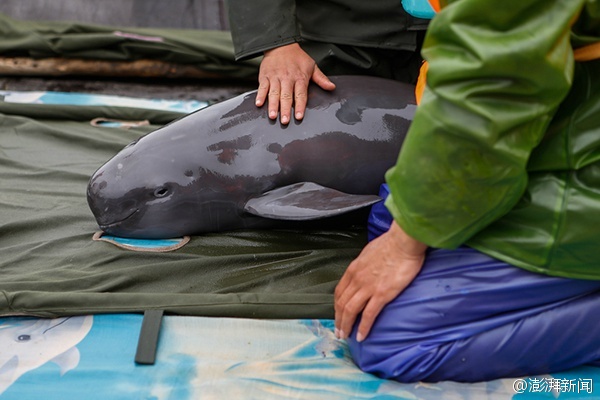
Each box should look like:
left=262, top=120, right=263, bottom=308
left=227, top=0, right=301, bottom=60
left=385, top=0, right=585, bottom=248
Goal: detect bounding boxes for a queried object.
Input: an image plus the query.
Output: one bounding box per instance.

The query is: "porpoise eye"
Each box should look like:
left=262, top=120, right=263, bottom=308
left=153, top=187, right=170, bottom=198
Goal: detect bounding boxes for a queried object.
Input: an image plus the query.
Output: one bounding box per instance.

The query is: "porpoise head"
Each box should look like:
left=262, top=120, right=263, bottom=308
left=87, top=123, right=247, bottom=239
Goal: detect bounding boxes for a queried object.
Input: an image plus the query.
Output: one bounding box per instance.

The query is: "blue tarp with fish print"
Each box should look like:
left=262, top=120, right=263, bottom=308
left=2, top=314, right=599, bottom=399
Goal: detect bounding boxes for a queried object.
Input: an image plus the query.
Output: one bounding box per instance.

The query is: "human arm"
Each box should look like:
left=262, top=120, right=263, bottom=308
left=227, top=0, right=300, bottom=61
left=335, top=0, right=586, bottom=344
left=385, top=0, right=583, bottom=248
left=227, top=0, right=336, bottom=124
left=334, top=221, right=427, bottom=342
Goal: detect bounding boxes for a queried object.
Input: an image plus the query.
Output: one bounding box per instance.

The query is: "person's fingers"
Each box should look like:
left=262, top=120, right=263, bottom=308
left=256, top=77, right=269, bottom=107
left=293, top=79, right=309, bottom=120
left=312, top=65, right=336, bottom=91
left=337, top=287, right=369, bottom=340
left=334, top=268, right=351, bottom=303
left=334, top=278, right=351, bottom=337
left=334, top=261, right=354, bottom=311
left=279, top=79, right=295, bottom=124
left=334, top=261, right=362, bottom=338
left=257, top=44, right=333, bottom=122
left=267, top=79, right=281, bottom=120
left=355, top=295, right=387, bottom=342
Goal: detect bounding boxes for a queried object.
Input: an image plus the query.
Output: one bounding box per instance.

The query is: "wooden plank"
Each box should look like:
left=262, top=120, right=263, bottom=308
left=0, top=57, right=232, bottom=79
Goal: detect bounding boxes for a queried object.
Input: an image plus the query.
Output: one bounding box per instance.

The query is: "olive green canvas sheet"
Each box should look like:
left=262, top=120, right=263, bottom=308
left=0, top=12, right=259, bottom=79
left=0, top=100, right=368, bottom=318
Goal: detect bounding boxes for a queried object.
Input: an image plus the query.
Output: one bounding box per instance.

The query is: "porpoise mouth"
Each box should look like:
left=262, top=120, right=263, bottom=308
left=98, top=209, right=139, bottom=230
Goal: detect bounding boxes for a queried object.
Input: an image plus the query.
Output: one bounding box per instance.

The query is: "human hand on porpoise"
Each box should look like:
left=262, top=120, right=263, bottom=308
left=256, top=43, right=336, bottom=124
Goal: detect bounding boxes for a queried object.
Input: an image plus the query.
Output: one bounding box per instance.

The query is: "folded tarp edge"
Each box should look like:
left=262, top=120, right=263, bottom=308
left=0, top=291, right=335, bottom=319
left=0, top=101, right=185, bottom=124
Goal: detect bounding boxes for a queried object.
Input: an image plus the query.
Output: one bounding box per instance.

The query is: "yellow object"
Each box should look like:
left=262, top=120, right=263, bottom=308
left=414, top=61, right=429, bottom=105
left=574, top=42, right=600, bottom=61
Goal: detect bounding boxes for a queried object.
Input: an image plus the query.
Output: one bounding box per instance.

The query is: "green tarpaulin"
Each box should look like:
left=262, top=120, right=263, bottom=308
left=0, top=101, right=368, bottom=318
left=0, top=13, right=367, bottom=318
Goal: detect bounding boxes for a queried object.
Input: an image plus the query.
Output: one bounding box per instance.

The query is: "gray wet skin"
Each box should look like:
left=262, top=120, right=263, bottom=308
left=87, top=75, right=416, bottom=239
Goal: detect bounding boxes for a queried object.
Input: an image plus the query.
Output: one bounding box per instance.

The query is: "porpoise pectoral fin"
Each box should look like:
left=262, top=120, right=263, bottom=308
left=244, top=182, right=382, bottom=220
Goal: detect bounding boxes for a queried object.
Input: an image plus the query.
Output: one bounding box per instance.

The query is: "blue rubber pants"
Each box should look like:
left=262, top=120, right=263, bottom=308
left=348, top=185, right=600, bottom=382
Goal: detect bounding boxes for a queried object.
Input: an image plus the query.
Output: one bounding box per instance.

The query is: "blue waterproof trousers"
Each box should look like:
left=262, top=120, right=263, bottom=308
left=348, top=185, right=600, bottom=382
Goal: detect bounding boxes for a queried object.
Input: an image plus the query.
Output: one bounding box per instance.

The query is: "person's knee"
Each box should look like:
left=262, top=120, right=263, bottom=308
left=347, top=330, right=447, bottom=383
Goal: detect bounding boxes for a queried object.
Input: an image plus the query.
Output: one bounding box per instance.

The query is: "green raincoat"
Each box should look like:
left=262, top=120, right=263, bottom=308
left=386, top=0, right=600, bottom=279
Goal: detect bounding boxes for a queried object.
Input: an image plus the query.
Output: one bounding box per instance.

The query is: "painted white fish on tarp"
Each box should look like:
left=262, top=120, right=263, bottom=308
left=0, top=316, right=93, bottom=394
